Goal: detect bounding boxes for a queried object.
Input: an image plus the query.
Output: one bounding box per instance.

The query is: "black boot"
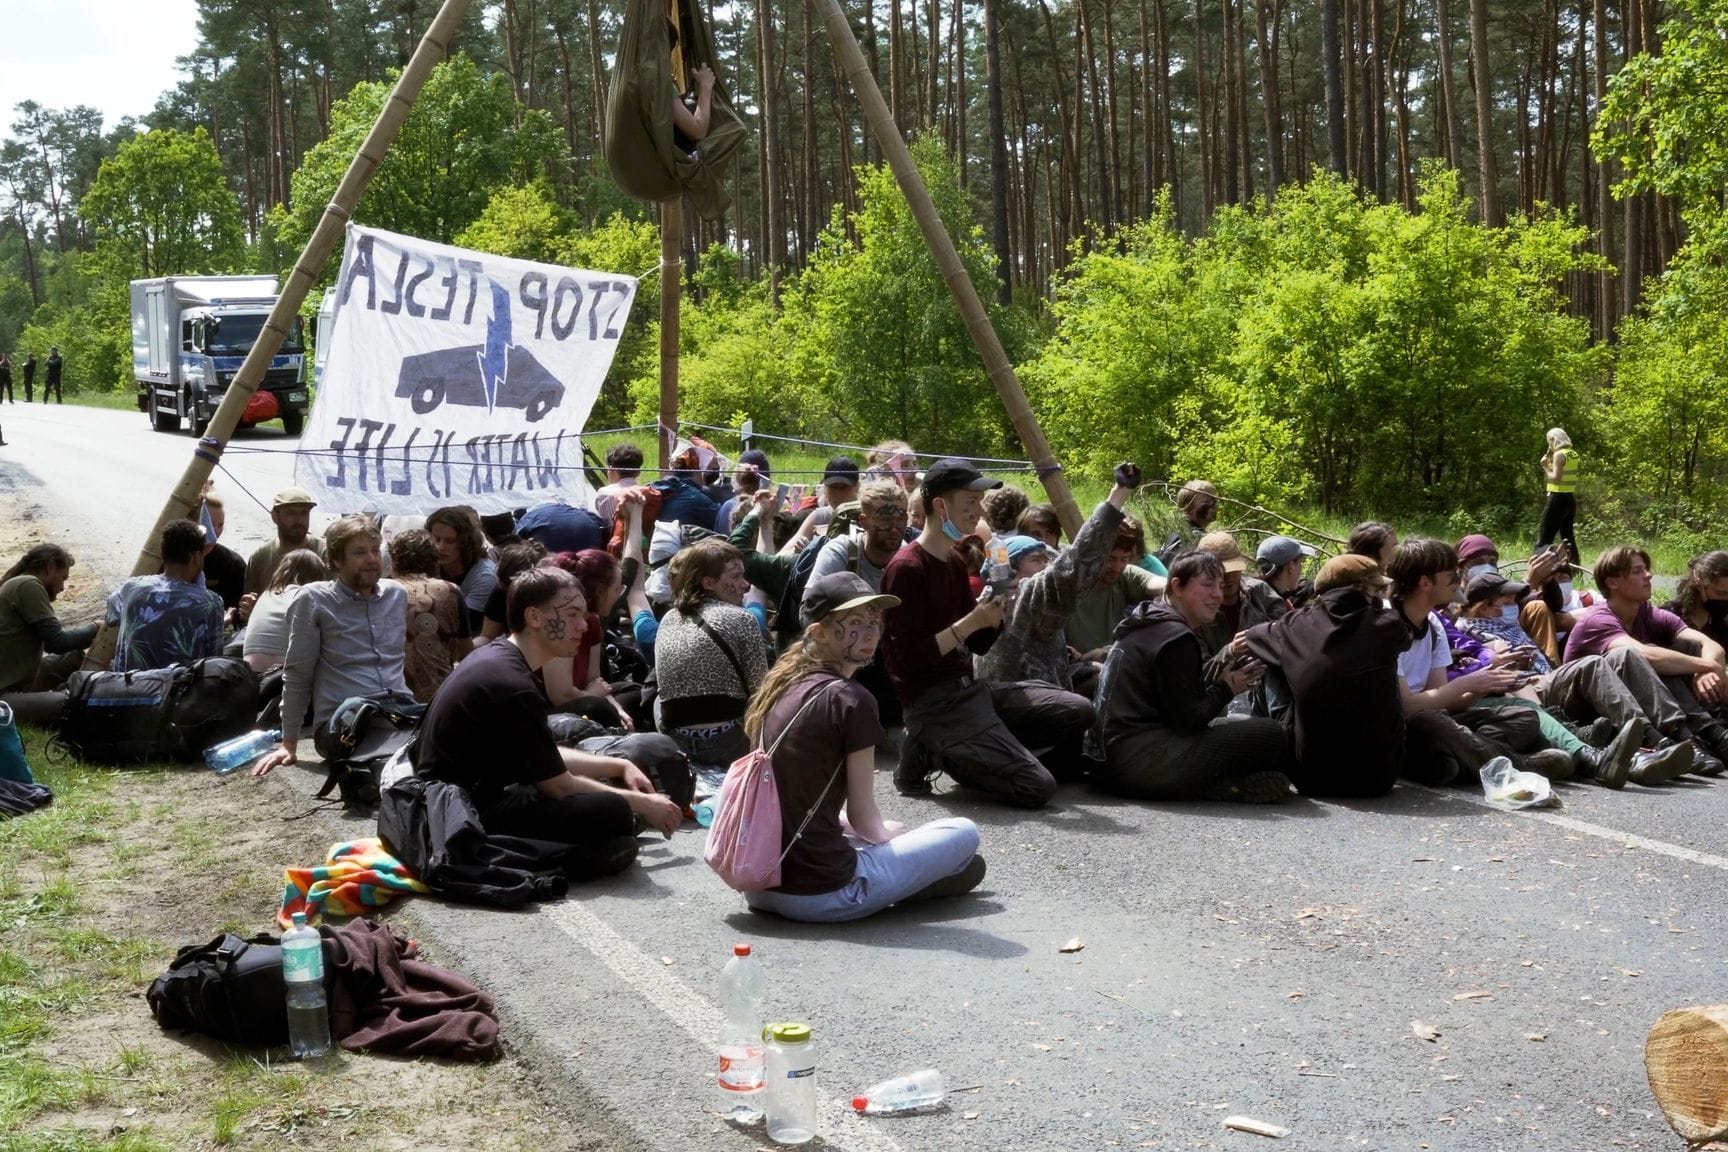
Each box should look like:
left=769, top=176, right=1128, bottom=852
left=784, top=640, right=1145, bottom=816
left=1573, top=719, right=1639, bottom=790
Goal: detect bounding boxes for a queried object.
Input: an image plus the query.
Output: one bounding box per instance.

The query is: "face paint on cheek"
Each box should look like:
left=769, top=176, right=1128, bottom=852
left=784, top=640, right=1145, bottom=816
left=542, top=614, right=568, bottom=642
left=840, top=620, right=879, bottom=661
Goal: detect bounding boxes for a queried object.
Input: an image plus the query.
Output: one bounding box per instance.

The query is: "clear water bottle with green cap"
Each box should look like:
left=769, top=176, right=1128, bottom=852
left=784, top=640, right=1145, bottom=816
left=762, top=1021, right=817, bottom=1144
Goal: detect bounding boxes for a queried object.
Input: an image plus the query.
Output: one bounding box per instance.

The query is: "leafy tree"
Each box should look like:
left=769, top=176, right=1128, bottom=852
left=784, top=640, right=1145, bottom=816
left=80, top=127, right=244, bottom=278
left=279, top=54, right=565, bottom=254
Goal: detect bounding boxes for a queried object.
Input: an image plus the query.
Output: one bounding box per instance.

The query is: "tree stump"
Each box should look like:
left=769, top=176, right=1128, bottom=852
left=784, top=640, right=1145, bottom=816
left=1647, top=1006, right=1728, bottom=1147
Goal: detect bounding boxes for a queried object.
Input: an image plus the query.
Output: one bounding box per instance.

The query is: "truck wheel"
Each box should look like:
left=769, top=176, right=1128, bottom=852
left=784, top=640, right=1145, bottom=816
left=281, top=408, right=305, bottom=436
left=149, top=391, right=176, bottom=432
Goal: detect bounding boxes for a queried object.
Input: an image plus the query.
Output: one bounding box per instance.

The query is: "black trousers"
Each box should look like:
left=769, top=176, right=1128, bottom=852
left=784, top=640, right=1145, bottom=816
left=1536, top=492, right=1577, bottom=557
left=1096, top=717, right=1295, bottom=800
left=1403, top=706, right=1537, bottom=785
left=479, top=785, right=637, bottom=879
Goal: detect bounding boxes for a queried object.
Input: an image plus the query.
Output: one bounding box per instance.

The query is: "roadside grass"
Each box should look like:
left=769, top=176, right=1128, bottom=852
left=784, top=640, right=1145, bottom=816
left=0, top=724, right=585, bottom=1151
left=60, top=389, right=300, bottom=436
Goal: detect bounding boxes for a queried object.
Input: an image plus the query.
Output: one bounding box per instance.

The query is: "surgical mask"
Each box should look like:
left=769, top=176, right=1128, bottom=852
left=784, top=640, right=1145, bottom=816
left=1465, top=563, right=1496, bottom=580
left=940, top=515, right=965, bottom=543
left=1500, top=604, right=1521, bottom=622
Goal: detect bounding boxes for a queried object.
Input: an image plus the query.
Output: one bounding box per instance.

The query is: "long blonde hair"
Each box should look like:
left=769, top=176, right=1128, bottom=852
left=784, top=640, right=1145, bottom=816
left=743, top=631, right=833, bottom=743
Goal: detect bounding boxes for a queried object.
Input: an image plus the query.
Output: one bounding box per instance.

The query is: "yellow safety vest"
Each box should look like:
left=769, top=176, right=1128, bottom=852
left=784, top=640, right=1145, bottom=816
left=1546, top=450, right=1580, bottom=494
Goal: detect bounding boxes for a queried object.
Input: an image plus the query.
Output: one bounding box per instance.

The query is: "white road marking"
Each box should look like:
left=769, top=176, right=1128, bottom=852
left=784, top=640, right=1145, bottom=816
left=1430, top=788, right=1728, bottom=871
left=543, top=901, right=907, bottom=1152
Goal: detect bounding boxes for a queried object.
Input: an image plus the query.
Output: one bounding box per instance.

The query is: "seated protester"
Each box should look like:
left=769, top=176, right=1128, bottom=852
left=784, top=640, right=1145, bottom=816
left=1091, top=550, right=1296, bottom=802
left=408, top=567, right=682, bottom=880
left=1245, top=555, right=1408, bottom=797
left=426, top=505, right=498, bottom=629
left=807, top=479, right=911, bottom=725
left=198, top=493, right=248, bottom=624
left=1455, top=570, right=1669, bottom=787
left=730, top=488, right=802, bottom=613
left=976, top=484, right=1030, bottom=563
left=514, top=499, right=608, bottom=556
left=253, top=516, right=416, bottom=777
left=1456, top=533, right=1572, bottom=665
left=741, top=572, right=985, bottom=921
left=1016, top=503, right=1063, bottom=550
left=1388, top=538, right=1567, bottom=786
left=654, top=464, right=723, bottom=533
left=654, top=539, right=770, bottom=768
left=862, top=439, right=919, bottom=493
left=387, top=529, right=472, bottom=704
left=1664, top=550, right=1728, bottom=652
left=1155, top=479, right=1218, bottom=566
left=1194, top=532, right=1289, bottom=656
left=1347, top=521, right=1399, bottom=573
left=977, top=463, right=1142, bottom=697
left=882, top=459, right=1092, bottom=808
left=1069, top=516, right=1166, bottom=662
left=592, top=443, right=645, bottom=526
left=713, top=450, right=772, bottom=534
left=104, top=519, right=226, bottom=673
left=478, top=510, right=518, bottom=550
left=0, top=545, right=98, bottom=722
left=542, top=549, right=638, bottom=730
left=476, top=540, right=548, bottom=642
left=244, top=486, right=325, bottom=597
left=619, top=491, right=662, bottom=662
left=242, top=549, right=328, bottom=673
left=1256, top=535, right=1317, bottom=611
left=1563, top=545, right=1728, bottom=775
left=778, top=457, right=865, bottom=546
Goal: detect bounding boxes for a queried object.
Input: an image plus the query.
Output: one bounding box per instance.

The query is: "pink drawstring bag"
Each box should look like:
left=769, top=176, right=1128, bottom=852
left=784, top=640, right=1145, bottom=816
left=705, top=683, right=841, bottom=892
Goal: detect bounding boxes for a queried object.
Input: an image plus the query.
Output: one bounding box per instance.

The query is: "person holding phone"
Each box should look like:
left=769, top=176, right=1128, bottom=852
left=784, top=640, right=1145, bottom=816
left=1091, top=550, right=1297, bottom=803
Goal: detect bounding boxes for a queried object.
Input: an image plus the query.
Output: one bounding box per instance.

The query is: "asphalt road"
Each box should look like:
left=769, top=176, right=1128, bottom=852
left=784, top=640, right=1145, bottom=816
left=5, top=401, right=1727, bottom=1151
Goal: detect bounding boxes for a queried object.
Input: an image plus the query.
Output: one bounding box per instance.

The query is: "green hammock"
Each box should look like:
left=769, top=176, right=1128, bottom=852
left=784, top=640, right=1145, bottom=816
left=603, top=0, right=747, bottom=219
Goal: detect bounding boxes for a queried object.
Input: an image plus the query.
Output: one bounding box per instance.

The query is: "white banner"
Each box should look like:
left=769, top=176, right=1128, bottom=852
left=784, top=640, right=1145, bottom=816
left=295, top=224, right=635, bottom=514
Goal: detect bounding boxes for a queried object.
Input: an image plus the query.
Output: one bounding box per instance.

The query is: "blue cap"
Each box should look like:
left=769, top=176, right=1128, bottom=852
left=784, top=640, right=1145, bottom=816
left=1001, top=535, right=1048, bottom=566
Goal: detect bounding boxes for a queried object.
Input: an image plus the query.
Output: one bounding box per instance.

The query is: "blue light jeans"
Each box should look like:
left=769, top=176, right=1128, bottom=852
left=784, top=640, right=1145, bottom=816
left=743, top=818, right=981, bottom=923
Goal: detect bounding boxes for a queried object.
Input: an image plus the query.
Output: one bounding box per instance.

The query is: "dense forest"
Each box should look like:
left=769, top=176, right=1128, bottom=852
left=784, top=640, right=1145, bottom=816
left=0, top=0, right=1724, bottom=543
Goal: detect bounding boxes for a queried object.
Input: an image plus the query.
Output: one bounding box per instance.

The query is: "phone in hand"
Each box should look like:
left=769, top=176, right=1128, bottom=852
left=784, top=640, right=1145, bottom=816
left=773, top=483, right=789, bottom=507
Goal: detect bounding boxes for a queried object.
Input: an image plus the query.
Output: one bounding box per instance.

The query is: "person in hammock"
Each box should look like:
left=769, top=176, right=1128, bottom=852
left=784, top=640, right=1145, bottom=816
left=667, top=19, right=716, bottom=151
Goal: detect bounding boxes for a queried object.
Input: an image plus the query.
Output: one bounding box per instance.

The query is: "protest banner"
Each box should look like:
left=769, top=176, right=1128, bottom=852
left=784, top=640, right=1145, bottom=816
left=295, top=224, right=636, bottom=514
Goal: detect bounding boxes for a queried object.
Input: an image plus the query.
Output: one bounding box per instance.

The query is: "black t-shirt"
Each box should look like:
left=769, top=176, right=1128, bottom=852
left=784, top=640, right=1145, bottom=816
left=765, top=674, right=884, bottom=895
left=203, top=544, right=247, bottom=612
left=411, top=638, right=564, bottom=809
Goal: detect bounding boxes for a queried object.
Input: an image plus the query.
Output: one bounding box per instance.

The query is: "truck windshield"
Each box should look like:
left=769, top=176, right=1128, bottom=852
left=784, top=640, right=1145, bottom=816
left=206, top=315, right=304, bottom=355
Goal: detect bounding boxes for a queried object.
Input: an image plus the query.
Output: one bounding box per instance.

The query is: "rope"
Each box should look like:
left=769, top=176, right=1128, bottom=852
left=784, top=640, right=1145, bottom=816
left=675, top=420, right=1038, bottom=468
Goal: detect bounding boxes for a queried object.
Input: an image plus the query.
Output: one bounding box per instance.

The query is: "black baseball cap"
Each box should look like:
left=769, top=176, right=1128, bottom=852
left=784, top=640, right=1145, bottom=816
left=822, top=456, right=860, bottom=489
left=1465, top=571, right=1531, bottom=605
left=921, top=457, right=1001, bottom=498
left=800, top=571, right=900, bottom=628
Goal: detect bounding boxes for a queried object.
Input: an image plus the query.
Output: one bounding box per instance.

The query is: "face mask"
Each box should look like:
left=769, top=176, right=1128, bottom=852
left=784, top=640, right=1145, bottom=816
left=1465, top=563, right=1496, bottom=580
left=934, top=497, right=966, bottom=542
left=1500, top=604, right=1521, bottom=622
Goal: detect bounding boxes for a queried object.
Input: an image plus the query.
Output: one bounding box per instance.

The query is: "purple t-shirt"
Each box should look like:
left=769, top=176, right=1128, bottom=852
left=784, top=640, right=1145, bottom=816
left=1562, top=603, right=1685, bottom=662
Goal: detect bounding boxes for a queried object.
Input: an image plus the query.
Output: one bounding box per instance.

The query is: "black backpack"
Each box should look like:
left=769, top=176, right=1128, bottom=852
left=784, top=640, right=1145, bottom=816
left=146, top=932, right=303, bottom=1047
left=173, top=658, right=263, bottom=756
left=773, top=536, right=860, bottom=647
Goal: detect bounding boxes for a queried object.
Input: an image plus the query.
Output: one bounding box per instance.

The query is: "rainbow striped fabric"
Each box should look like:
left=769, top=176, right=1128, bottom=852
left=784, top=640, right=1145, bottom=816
left=278, top=837, right=430, bottom=927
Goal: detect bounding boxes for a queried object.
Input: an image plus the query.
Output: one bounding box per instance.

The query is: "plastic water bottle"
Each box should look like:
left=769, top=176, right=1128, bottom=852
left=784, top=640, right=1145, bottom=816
left=852, top=1068, right=946, bottom=1114
left=281, top=912, right=331, bottom=1059
left=762, top=1022, right=817, bottom=1144
left=694, top=795, right=720, bottom=828
left=205, top=728, right=281, bottom=776
left=717, top=943, right=766, bottom=1122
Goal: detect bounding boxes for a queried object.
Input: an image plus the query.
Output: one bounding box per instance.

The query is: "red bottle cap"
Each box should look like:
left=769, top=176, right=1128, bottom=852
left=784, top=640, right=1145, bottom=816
left=733, top=942, right=751, bottom=957
left=851, top=1095, right=869, bottom=1112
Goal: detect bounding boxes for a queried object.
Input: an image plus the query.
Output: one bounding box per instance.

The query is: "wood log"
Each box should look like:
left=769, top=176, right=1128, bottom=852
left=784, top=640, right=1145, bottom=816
left=1646, top=1005, right=1728, bottom=1147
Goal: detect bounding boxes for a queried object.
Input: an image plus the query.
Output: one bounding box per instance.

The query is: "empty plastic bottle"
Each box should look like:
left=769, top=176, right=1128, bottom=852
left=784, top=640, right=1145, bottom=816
left=694, top=795, right=721, bottom=828
left=762, top=1022, right=817, bottom=1144
left=717, top=943, right=766, bottom=1123
left=205, top=728, right=281, bottom=776
left=852, top=1068, right=946, bottom=1114
left=281, top=912, right=331, bottom=1059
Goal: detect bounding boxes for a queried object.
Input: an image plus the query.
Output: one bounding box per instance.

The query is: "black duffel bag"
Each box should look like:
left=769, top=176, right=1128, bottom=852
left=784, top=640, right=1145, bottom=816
left=146, top=932, right=295, bottom=1047
left=58, top=658, right=260, bottom=765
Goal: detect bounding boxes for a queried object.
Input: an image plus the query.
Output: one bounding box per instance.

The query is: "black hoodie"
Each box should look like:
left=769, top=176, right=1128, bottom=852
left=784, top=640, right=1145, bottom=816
left=1245, top=586, right=1408, bottom=797
left=1096, top=600, right=1232, bottom=752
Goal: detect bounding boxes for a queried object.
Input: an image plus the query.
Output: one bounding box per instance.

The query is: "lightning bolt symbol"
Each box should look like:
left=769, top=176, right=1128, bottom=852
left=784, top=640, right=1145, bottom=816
left=478, top=280, right=512, bottom=413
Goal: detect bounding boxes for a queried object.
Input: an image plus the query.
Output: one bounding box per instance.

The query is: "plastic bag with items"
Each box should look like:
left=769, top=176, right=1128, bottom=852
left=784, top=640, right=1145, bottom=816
left=1479, top=756, right=1562, bottom=811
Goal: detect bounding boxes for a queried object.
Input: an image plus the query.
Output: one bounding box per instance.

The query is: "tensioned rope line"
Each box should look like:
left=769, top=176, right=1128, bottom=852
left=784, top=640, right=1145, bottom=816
left=674, top=419, right=1039, bottom=467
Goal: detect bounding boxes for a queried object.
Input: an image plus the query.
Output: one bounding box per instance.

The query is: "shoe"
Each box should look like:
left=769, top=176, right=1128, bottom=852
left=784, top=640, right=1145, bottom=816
left=1574, top=719, right=1639, bottom=790
left=893, top=742, right=937, bottom=796
left=1629, top=742, right=1695, bottom=786
left=1690, top=742, right=1726, bottom=778
left=1203, top=771, right=1294, bottom=804
left=1524, top=748, right=1576, bottom=782
left=899, top=854, right=987, bottom=903
left=1569, top=716, right=1618, bottom=748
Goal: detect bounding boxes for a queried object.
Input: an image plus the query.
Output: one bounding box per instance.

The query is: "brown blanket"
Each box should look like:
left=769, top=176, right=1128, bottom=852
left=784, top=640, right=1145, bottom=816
left=323, top=918, right=499, bottom=1061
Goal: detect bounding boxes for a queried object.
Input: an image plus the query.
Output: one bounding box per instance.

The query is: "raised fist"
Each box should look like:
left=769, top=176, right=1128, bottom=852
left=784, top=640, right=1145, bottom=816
left=1114, top=462, right=1142, bottom=490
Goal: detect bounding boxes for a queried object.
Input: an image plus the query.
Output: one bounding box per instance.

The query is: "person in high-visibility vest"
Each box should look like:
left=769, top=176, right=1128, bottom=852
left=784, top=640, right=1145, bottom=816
left=1538, top=427, right=1580, bottom=560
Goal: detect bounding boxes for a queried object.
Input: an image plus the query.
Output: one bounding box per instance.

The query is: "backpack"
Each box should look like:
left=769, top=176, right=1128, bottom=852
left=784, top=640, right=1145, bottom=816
left=146, top=932, right=302, bottom=1046
left=703, top=680, right=842, bottom=892
left=172, top=658, right=262, bottom=756
left=0, top=702, right=31, bottom=783
left=773, top=536, right=860, bottom=647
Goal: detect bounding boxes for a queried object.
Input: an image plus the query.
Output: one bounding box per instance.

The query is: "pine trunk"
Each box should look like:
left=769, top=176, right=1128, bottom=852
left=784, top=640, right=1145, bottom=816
left=1468, top=0, right=1502, bottom=225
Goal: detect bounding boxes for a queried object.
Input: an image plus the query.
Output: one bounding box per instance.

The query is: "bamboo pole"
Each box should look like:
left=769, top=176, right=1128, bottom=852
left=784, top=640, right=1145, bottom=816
left=658, top=199, right=681, bottom=473
left=86, top=0, right=474, bottom=670
left=813, top=0, right=1085, bottom=539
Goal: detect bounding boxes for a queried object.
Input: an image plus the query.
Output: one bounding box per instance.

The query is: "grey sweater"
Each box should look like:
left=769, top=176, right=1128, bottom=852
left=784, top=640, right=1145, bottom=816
left=279, top=578, right=409, bottom=743
left=977, top=501, right=1124, bottom=690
